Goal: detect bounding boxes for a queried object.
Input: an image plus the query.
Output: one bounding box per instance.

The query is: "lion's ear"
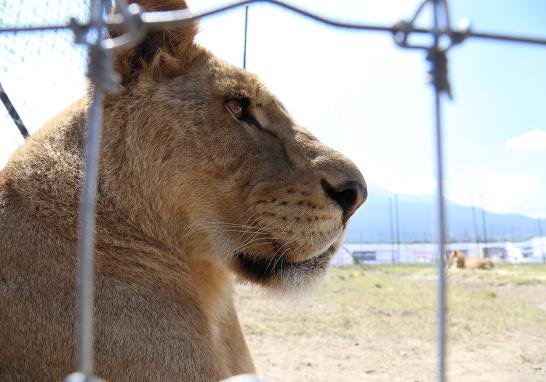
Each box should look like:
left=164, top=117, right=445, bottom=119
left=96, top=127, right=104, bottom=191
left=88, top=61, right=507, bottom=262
left=112, top=0, right=198, bottom=84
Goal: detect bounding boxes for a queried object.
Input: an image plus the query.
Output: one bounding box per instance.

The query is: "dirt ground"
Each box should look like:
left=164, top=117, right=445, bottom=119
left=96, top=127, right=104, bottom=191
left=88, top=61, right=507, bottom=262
left=235, top=264, right=546, bottom=381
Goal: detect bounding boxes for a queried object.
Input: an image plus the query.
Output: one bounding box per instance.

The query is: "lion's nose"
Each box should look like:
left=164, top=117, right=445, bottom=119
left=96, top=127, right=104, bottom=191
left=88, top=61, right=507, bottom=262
left=321, top=179, right=367, bottom=224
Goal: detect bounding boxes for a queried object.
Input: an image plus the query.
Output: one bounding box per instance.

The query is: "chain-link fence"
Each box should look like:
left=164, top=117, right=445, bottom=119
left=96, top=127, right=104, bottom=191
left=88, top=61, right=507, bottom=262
left=1, top=1, right=545, bottom=381
left=0, top=1, right=88, bottom=148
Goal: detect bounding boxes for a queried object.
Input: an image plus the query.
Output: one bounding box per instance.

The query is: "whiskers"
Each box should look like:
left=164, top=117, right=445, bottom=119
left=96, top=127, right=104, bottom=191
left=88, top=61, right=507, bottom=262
left=179, top=212, right=336, bottom=288
left=180, top=215, right=274, bottom=262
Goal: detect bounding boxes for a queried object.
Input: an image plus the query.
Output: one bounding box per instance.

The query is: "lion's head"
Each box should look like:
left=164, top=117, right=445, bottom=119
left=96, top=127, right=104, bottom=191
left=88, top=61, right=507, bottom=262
left=101, top=0, right=366, bottom=291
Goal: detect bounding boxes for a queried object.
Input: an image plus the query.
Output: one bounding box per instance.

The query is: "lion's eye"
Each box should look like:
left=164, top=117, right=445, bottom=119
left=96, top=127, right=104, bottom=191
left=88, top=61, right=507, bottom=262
left=225, top=98, right=250, bottom=120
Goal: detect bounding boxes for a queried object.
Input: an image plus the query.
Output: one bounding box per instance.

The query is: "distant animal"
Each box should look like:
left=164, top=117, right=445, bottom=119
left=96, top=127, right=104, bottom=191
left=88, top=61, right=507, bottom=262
left=0, top=0, right=366, bottom=381
left=450, top=250, right=494, bottom=270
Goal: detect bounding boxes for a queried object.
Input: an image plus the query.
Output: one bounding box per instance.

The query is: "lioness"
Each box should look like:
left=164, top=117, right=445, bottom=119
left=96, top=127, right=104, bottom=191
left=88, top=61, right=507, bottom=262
left=450, top=250, right=494, bottom=270
left=0, top=0, right=366, bottom=380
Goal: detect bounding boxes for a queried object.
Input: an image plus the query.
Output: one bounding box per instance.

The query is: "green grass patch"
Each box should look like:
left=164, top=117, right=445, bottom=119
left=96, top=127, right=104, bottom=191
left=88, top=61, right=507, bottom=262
left=237, top=264, right=546, bottom=343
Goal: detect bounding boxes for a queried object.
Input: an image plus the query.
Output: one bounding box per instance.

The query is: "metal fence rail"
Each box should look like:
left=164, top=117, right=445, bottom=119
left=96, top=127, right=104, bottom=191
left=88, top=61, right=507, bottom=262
left=1, top=1, right=545, bottom=381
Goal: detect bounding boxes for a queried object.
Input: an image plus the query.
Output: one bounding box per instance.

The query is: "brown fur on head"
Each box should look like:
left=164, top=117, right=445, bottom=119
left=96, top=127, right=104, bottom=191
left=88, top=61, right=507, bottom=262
left=112, top=0, right=199, bottom=82
left=450, top=250, right=467, bottom=269
left=0, top=0, right=366, bottom=380
left=102, top=0, right=366, bottom=291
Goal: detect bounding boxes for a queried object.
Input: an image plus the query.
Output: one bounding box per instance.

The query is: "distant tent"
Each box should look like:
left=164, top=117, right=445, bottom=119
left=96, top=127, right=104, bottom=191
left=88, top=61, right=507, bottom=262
left=331, top=238, right=545, bottom=265
left=330, top=245, right=354, bottom=266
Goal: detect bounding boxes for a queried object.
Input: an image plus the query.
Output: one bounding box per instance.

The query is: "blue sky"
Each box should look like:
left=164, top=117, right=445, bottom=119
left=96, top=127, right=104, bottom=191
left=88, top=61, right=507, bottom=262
left=1, top=0, right=545, bottom=218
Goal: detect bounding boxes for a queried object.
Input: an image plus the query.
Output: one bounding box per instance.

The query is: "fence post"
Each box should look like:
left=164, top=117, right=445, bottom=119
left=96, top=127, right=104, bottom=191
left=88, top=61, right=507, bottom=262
left=66, top=0, right=118, bottom=381
left=430, top=1, right=449, bottom=381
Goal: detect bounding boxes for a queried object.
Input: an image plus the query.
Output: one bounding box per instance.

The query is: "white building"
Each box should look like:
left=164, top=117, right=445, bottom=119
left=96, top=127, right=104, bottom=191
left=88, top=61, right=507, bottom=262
left=331, top=237, right=546, bottom=266
left=329, top=245, right=354, bottom=266
left=517, top=236, right=546, bottom=263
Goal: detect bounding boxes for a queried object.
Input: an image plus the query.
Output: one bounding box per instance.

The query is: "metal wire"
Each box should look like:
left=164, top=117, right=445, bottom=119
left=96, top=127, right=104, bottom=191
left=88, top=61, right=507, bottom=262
left=433, top=77, right=448, bottom=382
left=243, top=6, right=249, bottom=69
left=1, top=0, right=546, bottom=46
left=0, top=1, right=88, bottom=141
left=430, top=1, right=448, bottom=380
left=74, top=0, right=114, bottom=378
left=0, top=82, right=29, bottom=138
left=76, top=86, right=103, bottom=378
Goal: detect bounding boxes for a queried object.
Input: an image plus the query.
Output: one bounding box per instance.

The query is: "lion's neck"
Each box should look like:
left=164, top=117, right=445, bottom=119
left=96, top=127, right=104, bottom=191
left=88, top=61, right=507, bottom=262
left=2, top=98, right=238, bottom=302
left=2, top=100, right=86, bottom=241
left=2, top=98, right=177, bottom=253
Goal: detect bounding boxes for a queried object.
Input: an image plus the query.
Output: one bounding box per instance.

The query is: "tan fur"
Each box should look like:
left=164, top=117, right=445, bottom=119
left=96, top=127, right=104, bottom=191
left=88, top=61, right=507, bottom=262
left=450, top=250, right=494, bottom=270
left=0, top=1, right=366, bottom=381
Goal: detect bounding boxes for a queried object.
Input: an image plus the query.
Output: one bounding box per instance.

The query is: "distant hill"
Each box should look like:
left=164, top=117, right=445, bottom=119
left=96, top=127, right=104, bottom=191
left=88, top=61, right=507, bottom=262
left=345, top=184, right=539, bottom=243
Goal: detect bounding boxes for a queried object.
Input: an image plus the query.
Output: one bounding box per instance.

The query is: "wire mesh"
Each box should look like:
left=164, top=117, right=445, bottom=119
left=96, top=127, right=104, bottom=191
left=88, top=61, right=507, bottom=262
left=0, top=0, right=88, bottom=162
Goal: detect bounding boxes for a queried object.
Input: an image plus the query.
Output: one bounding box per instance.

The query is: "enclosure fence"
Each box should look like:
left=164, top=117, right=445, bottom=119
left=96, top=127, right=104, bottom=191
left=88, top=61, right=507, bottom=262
left=1, top=1, right=545, bottom=381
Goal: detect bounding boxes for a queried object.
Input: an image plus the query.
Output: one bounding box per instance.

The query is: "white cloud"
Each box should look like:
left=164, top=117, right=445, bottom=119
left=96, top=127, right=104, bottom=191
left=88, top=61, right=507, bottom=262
left=448, top=172, right=540, bottom=216
left=506, top=129, right=546, bottom=152
left=366, top=170, right=436, bottom=196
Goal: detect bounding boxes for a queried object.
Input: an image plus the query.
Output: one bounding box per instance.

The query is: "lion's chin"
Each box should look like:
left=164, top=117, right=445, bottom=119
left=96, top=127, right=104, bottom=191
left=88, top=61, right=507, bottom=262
left=231, top=244, right=337, bottom=291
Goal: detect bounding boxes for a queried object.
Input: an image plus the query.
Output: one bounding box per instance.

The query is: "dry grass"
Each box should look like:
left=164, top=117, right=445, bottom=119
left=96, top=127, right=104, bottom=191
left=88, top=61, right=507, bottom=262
left=236, top=264, right=546, bottom=381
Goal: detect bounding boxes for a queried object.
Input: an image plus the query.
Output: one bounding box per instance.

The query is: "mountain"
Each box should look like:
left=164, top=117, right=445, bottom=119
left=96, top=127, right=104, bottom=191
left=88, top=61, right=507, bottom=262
left=345, top=184, right=539, bottom=243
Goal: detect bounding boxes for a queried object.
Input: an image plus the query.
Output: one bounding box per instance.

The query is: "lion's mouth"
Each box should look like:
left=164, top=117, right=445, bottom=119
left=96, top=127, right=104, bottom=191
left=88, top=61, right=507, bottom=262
left=233, top=244, right=336, bottom=283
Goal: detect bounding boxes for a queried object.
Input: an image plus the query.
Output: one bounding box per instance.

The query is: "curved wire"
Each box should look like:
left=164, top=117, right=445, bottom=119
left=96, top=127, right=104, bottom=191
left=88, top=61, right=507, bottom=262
left=0, top=0, right=545, bottom=46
